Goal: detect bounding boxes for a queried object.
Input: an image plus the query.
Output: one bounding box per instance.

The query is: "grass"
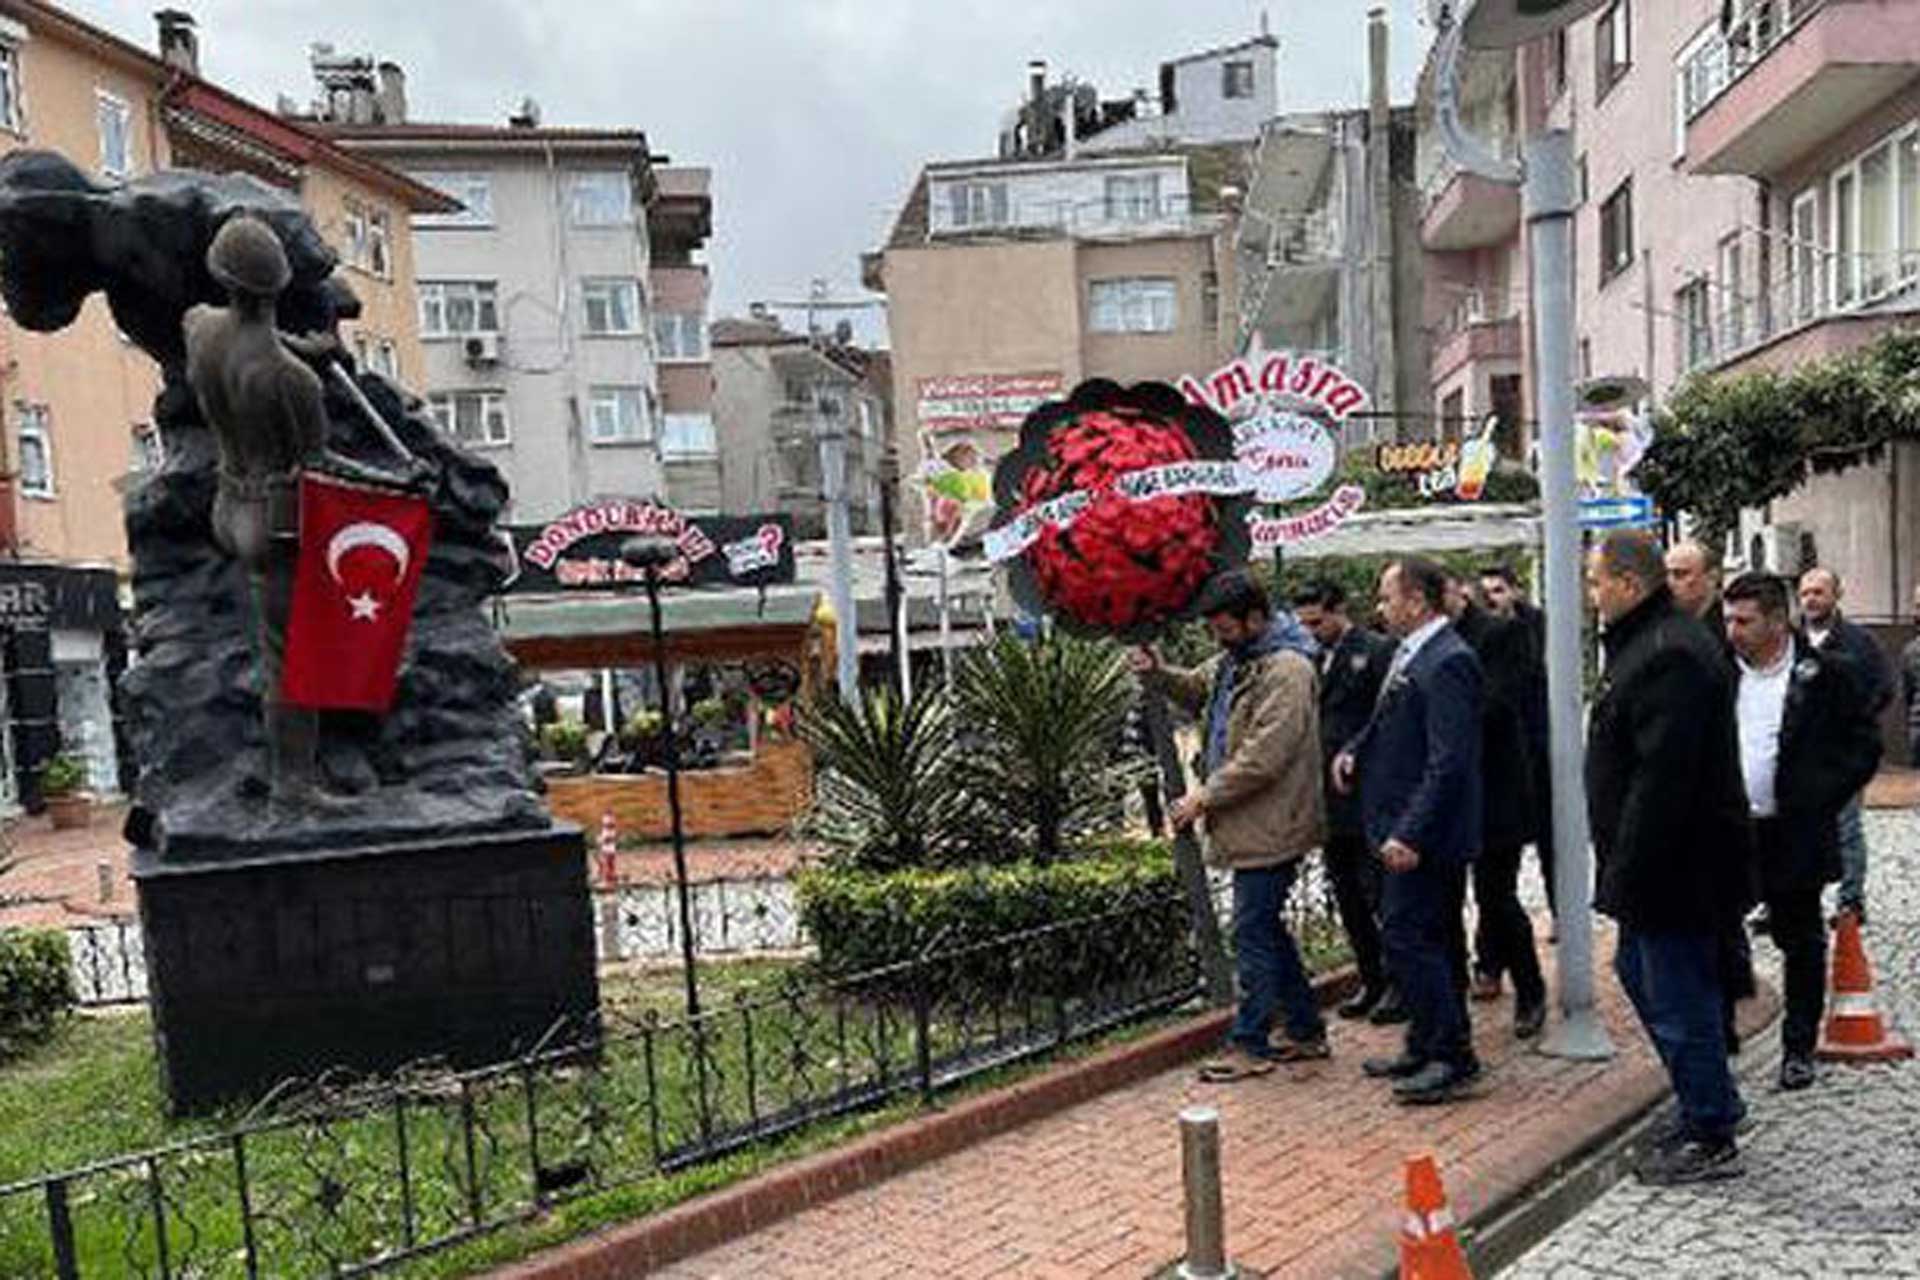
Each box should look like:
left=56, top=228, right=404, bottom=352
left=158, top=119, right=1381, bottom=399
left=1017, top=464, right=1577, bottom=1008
left=0, top=919, right=1350, bottom=1279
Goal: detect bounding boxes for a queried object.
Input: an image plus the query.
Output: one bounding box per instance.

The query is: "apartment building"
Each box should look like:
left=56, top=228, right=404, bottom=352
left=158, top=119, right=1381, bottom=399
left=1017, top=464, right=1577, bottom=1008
left=712, top=312, right=887, bottom=538
left=321, top=76, right=714, bottom=524
left=0, top=2, right=447, bottom=807
left=1423, top=0, right=1919, bottom=615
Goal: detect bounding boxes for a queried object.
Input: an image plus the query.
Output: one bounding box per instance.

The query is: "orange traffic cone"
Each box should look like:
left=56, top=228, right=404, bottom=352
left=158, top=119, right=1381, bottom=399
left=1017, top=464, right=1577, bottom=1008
left=1399, top=1154, right=1473, bottom=1280
left=1816, top=913, right=1913, bottom=1063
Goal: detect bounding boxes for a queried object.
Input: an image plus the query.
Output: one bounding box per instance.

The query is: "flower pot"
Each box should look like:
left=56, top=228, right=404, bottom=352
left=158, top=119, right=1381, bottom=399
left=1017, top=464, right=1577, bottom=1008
left=45, top=793, right=92, bottom=831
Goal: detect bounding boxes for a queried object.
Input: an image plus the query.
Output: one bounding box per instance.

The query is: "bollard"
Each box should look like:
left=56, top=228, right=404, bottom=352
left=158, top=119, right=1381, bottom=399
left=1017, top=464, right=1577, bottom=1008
left=95, top=860, right=113, bottom=904
left=1178, top=1105, right=1234, bottom=1280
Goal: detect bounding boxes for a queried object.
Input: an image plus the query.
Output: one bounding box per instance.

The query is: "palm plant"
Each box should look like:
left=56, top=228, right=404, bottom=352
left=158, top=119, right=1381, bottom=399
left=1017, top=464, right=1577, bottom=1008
left=950, top=631, right=1145, bottom=864
left=797, top=685, right=966, bottom=873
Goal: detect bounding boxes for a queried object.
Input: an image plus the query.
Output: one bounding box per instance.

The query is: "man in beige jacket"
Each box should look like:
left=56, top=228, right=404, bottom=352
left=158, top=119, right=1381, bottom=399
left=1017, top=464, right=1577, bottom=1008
left=1133, top=570, right=1327, bottom=1081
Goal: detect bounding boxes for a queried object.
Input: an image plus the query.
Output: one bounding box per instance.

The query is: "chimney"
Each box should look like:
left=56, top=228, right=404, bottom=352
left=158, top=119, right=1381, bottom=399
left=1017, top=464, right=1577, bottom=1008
left=375, top=62, right=408, bottom=124
left=155, top=9, right=199, bottom=77
left=1028, top=59, right=1047, bottom=107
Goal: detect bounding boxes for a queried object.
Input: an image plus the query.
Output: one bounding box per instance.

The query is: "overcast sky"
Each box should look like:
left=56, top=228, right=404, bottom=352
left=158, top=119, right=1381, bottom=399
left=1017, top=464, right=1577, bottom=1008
left=67, top=0, right=1433, bottom=337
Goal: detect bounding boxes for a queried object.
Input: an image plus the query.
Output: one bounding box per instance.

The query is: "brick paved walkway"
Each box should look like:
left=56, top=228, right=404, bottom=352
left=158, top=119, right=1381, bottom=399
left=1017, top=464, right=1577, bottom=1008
left=652, top=921, right=1756, bottom=1280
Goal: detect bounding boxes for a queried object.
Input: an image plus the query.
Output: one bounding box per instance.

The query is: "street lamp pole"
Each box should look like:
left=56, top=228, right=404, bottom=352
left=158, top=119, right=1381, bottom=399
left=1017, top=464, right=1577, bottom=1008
left=1435, top=0, right=1612, bottom=1060
left=878, top=446, right=908, bottom=699
left=622, top=536, right=701, bottom=1022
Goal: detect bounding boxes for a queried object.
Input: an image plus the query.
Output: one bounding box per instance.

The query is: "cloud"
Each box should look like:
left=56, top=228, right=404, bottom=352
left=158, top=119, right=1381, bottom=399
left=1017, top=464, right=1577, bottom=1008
left=62, top=0, right=1433, bottom=328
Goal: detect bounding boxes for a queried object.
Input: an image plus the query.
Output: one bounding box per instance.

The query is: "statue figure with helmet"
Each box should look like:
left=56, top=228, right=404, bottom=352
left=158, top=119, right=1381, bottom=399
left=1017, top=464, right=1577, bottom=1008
left=183, top=213, right=423, bottom=813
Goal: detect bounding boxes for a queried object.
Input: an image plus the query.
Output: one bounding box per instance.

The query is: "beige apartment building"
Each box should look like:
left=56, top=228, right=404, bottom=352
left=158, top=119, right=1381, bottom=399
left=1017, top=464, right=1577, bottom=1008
left=865, top=146, right=1242, bottom=542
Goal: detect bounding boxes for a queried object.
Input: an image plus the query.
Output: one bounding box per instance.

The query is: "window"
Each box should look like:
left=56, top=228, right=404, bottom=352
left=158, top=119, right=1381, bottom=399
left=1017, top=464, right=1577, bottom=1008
left=1598, top=179, right=1634, bottom=283
left=0, top=41, right=22, bottom=135
left=571, top=171, right=632, bottom=226
left=343, top=202, right=391, bottom=277
left=1596, top=1, right=1631, bottom=101
left=429, top=391, right=510, bottom=447
left=653, top=311, right=707, bottom=361
left=1103, top=173, right=1161, bottom=222
left=372, top=339, right=398, bottom=379
left=96, top=91, right=131, bottom=178
left=1792, top=190, right=1821, bottom=320
left=1826, top=126, right=1920, bottom=309
left=1088, top=277, right=1177, bottom=333
left=660, top=413, right=717, bottom=459
left=1547, top=29, right=1569, bottom=100
left=132, top=423, right=164, bottom=474
left=1834, top=169, right=1857, bottom=306
left=1440, top=389, right=1466, bottom=442
left=1222, top=60, right=1255, bottom=100
left=413, top=171, right=493, bottom=226
left=1861, top=141, right=1894, bottom=299
left=947, top=181, right=1009, bottom=230
left=1903, top=133, right=1920, bottom=281
left=418, top=281, right=500, bottom=337
left=1677, top=279, right=1713, bottom=371
left=16, top=404, right=51, bottom=497
left=582, top=278, right=641, bottom=335
left=1717, top=234, right=1744, bottom=351
left=587, top=386, right=650, bottom=444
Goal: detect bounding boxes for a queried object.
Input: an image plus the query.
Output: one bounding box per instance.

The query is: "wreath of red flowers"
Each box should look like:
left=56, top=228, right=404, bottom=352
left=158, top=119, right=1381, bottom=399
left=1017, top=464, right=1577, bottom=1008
left=989, top=379, right=1251, bottom=639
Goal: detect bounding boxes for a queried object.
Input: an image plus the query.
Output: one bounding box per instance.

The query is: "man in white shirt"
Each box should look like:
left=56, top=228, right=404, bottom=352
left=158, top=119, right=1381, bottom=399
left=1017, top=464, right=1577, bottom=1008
left=1724, top=573, right=1881, bottom=1091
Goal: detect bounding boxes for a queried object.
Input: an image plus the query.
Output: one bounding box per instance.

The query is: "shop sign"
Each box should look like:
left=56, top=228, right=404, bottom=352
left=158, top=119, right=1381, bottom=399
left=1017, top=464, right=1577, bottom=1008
left=502, top=501, right=796, bottom=593
left=1376, top=415, right=1499, bottom=501
left=917, top=371, right=1065, bottom=434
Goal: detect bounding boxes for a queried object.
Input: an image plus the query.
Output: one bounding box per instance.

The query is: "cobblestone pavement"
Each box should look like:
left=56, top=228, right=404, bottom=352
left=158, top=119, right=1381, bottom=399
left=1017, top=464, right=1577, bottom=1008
left=1507, top=809, right=1920, bottom=1279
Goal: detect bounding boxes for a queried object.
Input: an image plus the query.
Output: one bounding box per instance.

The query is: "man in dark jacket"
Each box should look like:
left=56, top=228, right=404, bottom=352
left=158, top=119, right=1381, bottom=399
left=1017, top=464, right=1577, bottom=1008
left=1334, top=557, right=1484, bottom=1105
left=1294, top=579, right=1396, bottom=1021
left=1480, top=563, right=1555, bottom=922
left=1449, top=574, right=1547, bottom=1040
left=1724, top=572, right=1882, bottom=1091
left=1797, top=567, right=1891, bottom=922
left=1586, top=530, right=1752, bottom=1185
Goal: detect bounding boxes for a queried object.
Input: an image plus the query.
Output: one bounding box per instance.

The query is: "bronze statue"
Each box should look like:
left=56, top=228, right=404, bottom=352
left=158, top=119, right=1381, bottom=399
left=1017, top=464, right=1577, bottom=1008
left=183, top=215, right=415, bottom=813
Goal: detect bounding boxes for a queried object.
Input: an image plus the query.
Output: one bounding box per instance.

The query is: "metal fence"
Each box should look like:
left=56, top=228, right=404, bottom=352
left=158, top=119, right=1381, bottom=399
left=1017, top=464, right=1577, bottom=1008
left=0, top=890, right=1201, bottom=1279
left=59, top=858, right=1343, bottom=1008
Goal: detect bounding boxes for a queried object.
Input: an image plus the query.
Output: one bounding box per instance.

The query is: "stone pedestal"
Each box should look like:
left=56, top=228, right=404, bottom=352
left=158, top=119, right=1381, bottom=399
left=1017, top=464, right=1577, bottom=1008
left=133, top=823, right=599, bottom=1113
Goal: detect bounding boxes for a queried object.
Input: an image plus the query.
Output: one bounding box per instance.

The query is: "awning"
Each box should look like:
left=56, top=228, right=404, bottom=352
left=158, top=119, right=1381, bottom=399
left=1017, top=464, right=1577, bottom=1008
left=1278, top=503, right=1542, bottom=559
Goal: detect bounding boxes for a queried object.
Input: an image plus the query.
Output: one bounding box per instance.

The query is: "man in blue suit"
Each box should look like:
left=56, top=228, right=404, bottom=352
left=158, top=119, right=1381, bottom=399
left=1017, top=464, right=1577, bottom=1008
left=1334, top=556, right=1485, bottom=1104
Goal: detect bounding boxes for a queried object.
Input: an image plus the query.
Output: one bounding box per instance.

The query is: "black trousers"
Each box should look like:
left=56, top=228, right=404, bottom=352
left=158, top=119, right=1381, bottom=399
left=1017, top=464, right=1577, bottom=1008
left=1383, top=860, right=1473, bottom=1067
left=1756, top=821, right=1827, bottom=1057
left=1324, top=830, right=1385, bottom=991
left=1471, top=843, right=1547, bottom=1005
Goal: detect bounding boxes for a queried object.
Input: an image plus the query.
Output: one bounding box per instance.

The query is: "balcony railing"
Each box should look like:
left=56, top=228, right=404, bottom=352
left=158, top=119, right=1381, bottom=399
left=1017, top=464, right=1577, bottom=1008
left=931, top=193, right=1225, bottom=242
left=1679, top=0, right=1828, bottom=125
left=1673, top=223, right=1920, bottom=375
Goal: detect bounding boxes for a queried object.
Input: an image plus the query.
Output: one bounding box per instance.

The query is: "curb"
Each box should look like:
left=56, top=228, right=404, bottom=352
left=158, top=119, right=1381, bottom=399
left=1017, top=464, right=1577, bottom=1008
left=1439, top=981, right=1785, bottom=1279
left=492, top=966, right=1361, bottom=1278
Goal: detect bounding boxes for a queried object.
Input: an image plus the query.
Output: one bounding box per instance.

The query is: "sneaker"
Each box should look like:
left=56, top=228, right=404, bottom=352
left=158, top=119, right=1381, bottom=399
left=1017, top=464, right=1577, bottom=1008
left=1634, top=1139, right=1744, bottom=1186
left=1778, top=1054, right=1817, bottom=1092
left=1197, top=1047, right=1275, bottom=1083
left=1268, top=1033, right=1332, bottom=1063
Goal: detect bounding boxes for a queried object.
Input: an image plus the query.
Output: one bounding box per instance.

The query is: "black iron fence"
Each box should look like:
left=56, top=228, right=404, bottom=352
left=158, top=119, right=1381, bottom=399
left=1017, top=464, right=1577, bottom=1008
left=0, top=889, right=1201, bottom=1278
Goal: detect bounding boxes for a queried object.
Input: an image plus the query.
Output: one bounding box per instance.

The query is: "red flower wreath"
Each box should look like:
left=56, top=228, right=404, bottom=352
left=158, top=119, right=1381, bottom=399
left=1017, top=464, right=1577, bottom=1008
left=991, top=381, right=1249, bottom=637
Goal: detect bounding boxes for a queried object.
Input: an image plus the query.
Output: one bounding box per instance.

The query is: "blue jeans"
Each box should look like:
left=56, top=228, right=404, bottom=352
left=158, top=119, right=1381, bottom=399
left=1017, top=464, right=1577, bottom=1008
left=1836, top=792, right=1868, bottom=910
left=1614, top=926, right=1745, bottom=1144
left=1230, top=862, right=1325, bottom=1054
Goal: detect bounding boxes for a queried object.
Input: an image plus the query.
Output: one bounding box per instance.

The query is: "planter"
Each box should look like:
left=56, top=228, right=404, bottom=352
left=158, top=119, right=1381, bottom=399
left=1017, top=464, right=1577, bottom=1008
left=45, top=793, right=92, bottom=830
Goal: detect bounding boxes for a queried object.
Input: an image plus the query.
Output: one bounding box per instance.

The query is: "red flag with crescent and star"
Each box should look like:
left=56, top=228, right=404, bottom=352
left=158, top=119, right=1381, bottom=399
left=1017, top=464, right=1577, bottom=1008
left=281, top=471, right=434, bottom=712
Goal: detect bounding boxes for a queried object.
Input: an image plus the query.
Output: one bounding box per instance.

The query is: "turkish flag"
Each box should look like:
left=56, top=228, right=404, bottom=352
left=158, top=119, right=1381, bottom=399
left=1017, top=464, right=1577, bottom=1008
left=281, top=471, right=434, bottom=712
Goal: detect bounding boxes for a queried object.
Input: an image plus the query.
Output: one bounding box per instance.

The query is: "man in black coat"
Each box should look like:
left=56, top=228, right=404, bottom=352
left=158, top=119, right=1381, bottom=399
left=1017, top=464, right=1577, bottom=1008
left=1334, top=558, right=1484, bottom=1105
left=1480, top=563, right=1555, bottom=922
left=1797, top=567, right=1891, bottom=922
left=1294, top=579, right=1396, bottom=1020
left=1448, top=574, right=1547, bottom=1040
left=1585, top=530, right=1752, bottom=1185
left=1723, top=573, right=1882, bottom=1090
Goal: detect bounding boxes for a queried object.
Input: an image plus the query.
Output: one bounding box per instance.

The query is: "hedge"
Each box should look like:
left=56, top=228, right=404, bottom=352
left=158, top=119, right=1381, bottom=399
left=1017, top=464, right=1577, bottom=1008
left=0, top=929, right=75, bottom=1060
left=794, top=842, right=1188, bottom=1002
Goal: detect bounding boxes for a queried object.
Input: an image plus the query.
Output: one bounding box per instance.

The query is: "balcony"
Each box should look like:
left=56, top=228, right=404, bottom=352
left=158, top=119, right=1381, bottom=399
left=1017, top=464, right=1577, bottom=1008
left=1682, top=0, right=1920, bottom=178
left=1431, top=295, right=1523, bottom=383
left=1421, top=158, right=1521, bottom=252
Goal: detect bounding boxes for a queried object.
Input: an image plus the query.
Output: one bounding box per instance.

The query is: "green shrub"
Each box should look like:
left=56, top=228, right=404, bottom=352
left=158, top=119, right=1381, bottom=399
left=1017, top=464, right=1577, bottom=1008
left=797, top=686, right=967, bottom=873
left=0, top=930, right=75, bottom=1059
left=538, top=720, right=589, bottom=764
left=795, top=842, right=1186, bottom=1001
left=39, top=754, right=87, bottom=798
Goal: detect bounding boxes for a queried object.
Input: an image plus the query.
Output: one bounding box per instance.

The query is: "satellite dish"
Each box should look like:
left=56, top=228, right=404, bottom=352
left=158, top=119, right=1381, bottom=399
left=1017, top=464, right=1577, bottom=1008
left=1576, top=374, right=1650, bottom=411
left=1461, top=0, right=1612, bottom=50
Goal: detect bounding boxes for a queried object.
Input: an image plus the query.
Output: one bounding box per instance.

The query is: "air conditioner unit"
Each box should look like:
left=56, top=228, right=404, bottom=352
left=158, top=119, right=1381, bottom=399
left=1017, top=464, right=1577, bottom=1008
left=464, top=333, right=502, bottom=366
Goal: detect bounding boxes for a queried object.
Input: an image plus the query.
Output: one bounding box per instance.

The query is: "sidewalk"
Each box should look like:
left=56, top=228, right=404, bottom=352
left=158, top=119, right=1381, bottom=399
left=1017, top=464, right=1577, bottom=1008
left=545, top=923, right=1775, bottom=1280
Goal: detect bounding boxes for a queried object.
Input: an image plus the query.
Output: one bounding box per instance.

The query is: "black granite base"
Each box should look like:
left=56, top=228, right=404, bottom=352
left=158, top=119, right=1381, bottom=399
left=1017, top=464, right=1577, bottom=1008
left=133, top=822, right=599, bottom=1114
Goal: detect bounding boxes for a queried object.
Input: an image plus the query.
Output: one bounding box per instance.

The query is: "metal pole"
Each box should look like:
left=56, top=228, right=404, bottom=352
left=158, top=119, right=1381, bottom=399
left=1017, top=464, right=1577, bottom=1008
left=646, top=569, right=701, bottom=1022
left=1526, top=129, right=1613, bottom=1061
left=879, top=448, right=907, bottom=699
left=937, top=544, right=953, bottom=687
left=817, top=415, right=858, bottom=701
left=1141, top=685, right=1233, bottom=1005
left=1177, top=1106, right=1232, bottom=1280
